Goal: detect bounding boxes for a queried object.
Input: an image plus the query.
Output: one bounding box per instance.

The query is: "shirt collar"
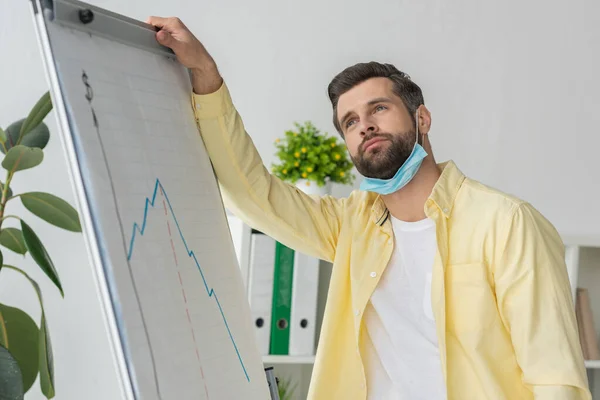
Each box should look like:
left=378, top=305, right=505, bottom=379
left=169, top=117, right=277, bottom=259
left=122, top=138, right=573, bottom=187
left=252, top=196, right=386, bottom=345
left=369, top=160, right=466, bottom=224
left=427, top=160, right=466, bottom=218
left=370, top=198, right=389, bottom=226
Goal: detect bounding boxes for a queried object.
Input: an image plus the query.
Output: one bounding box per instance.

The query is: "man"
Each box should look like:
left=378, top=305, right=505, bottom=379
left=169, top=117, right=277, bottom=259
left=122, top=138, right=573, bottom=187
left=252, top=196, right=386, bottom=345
left=147, top=16, right=591, bottom=400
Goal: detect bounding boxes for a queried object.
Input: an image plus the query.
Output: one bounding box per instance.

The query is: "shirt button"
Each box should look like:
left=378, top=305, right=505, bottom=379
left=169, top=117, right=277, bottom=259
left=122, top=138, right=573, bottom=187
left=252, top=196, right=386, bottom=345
left=355, top=309, right=360, bottom=316
left=370, top=271, right=377, bottom=278
left=195, top=103, right=202, bottom=110
left=443, top=208, right=449, bottom=213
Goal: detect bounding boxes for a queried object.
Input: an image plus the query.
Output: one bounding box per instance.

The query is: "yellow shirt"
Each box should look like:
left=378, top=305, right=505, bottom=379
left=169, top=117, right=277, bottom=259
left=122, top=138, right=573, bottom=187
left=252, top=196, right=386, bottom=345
left=191, top=82, right=591, bottom=400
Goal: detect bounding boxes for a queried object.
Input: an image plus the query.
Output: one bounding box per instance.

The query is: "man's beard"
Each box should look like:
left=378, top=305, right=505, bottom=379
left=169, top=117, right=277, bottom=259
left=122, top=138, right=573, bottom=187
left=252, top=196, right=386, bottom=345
left=350, top=130, right=416, bottom=179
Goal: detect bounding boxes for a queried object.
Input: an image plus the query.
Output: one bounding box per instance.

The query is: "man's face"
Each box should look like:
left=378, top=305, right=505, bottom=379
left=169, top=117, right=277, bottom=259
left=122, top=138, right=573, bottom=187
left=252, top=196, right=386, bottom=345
left=337, top=77, right=418, bottom=180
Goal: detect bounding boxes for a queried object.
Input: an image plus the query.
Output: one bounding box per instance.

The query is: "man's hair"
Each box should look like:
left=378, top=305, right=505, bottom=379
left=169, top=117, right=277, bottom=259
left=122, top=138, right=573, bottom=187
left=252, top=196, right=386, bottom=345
left=327, top=62, right=425, bottom=135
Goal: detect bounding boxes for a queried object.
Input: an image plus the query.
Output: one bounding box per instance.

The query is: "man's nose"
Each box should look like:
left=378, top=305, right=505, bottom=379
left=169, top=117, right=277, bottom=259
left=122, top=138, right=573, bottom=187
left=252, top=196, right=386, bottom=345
left=359, top=117, right=378, bottom=137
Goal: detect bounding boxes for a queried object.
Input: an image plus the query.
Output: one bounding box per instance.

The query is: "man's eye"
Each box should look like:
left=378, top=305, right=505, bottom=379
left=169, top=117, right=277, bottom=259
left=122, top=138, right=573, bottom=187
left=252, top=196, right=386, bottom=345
left=346, top=119, right=356, bottom=128
left=375, top=105, right=387, bottom=112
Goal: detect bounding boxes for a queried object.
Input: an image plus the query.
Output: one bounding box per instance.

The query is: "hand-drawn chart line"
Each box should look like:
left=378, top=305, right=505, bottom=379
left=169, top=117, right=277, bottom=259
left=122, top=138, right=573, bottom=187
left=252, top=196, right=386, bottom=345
left=159, top=187, right=210, bottom=399
left=126, top=178, right=250, bottom=383
left=82, top=69, right=249, bottom=394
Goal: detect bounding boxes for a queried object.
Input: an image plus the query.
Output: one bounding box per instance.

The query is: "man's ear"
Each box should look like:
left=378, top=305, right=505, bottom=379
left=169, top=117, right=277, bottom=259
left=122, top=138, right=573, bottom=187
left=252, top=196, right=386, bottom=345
left=417, top=105, right=432, bottom=135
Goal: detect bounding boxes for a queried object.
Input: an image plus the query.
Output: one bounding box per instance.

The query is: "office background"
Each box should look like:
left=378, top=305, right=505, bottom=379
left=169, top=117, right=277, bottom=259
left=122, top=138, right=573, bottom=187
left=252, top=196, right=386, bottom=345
left=1, top=0, right=598, bottom=398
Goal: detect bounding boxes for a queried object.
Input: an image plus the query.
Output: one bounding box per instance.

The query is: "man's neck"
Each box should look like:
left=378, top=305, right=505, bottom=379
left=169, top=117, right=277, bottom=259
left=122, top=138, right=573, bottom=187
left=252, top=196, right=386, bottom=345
left=381, top=158, right=441, bottom=222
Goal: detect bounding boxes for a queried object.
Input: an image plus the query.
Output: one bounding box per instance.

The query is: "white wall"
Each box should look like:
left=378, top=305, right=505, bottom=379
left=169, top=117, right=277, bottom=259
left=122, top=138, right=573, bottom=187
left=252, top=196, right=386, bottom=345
left=123, top=0, right=599, bottom=239
left=1, top=0, right=598, bottom=398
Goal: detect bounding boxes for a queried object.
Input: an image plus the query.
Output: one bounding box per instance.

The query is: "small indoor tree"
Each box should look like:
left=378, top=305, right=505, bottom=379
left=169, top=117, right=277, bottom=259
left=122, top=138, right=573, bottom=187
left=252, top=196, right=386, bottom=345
left=271, top=121, right=355, bottom=188
left=0, top=91, right=82, bottom=400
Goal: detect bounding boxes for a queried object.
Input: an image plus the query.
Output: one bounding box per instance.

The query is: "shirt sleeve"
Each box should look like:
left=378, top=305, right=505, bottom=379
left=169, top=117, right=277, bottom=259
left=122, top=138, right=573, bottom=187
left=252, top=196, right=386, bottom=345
left=494, top=202, right=591, bottom=399
left=191, top=81, right=345, bottom=262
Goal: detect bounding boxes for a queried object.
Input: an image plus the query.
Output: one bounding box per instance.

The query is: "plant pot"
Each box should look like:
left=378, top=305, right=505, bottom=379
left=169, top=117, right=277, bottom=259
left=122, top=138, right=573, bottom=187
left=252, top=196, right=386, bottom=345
left=295, top=179, right=332, bottom=196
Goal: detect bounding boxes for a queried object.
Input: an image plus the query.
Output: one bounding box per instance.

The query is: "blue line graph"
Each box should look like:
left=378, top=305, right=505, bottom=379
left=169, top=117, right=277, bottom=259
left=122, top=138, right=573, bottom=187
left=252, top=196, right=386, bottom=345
left=127, top=178, right=250, bottom=382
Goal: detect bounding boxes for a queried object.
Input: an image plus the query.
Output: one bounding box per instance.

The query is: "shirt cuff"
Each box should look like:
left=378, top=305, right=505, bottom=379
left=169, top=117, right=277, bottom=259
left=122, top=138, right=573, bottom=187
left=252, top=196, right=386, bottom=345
left=191, top=80, right=234, bottom=120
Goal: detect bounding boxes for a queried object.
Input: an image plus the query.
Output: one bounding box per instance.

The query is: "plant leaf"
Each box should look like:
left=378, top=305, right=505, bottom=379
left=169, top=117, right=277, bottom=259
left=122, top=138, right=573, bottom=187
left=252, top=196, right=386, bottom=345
left=0, top=229, right=27, bottom=255
left=20, top=92, right=52, bottom=141
left=0, top=303, right=39, bottom=393
left=0, top=249, right=3, bottom=272
left=38, top=313, right=54, bottom=398
left=0, top=345, right=24, bottom=400
left=2, top=121, right=49, bottom=155
left=0, top=127, right=6, bottom=144
left=20, top=123, right=50, bottom=151
left=20, top=193, right=81, bottom=232
left=0, top=182, right=13, bottom=199
left=1, top=266, right=51, bottom=396
left=1, top=146, right=43, bottom=173
left=20, top=221, right=62, bottom=297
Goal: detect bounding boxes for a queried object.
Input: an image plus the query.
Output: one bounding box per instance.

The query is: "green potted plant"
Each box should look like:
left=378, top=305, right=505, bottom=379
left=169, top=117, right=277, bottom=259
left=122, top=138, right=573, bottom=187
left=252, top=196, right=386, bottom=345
left=0, top=91, right=82, bottom=400
left=276, top=375, right=298, bottom=400
left=271, top=121, right=355, bottom=195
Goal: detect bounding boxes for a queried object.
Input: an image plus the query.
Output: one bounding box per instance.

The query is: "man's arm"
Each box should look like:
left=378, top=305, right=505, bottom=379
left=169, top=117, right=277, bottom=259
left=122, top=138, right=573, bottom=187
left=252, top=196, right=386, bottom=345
left=494, top=202, right=591, bottom=399
left=146, top=16, right=346, bottom=262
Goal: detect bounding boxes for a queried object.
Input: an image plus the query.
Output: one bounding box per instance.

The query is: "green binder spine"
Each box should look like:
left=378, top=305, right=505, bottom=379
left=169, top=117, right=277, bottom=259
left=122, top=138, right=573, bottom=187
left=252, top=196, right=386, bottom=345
left=269, top=241, right=295, bottom=355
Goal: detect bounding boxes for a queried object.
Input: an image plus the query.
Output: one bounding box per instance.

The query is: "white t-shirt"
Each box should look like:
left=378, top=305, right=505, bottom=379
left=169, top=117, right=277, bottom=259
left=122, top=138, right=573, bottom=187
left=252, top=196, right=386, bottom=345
left=363, top=216, right=447, bottom=400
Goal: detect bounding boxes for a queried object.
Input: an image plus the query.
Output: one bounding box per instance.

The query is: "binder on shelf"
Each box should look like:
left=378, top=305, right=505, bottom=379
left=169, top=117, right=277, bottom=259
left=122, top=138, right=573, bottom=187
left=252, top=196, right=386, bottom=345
left=576, top=287, right=600, bottom=360
left=576, top=289, right=590, bottom=360
left=269, top=242, right=295, bottom=355
left=248, top=232, right=277, bottom=355
left=289, top=251, right=320, bottom=356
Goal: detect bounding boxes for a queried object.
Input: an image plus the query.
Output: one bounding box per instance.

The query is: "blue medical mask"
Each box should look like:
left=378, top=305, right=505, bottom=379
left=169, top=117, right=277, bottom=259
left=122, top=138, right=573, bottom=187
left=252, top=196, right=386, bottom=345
left=359, top=111, right=428, bottom=195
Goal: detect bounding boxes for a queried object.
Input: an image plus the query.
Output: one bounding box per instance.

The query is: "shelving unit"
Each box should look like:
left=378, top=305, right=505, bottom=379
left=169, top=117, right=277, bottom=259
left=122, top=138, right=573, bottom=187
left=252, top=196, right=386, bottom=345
left=226, top=210, right=333, bottom=399
left=586, top=360, right=600, bottom=369
left=262, top=355, right=316, bottom=365
left=258, top=259, right=332, bottom=399
left=565, top=239, right=600, bottom=397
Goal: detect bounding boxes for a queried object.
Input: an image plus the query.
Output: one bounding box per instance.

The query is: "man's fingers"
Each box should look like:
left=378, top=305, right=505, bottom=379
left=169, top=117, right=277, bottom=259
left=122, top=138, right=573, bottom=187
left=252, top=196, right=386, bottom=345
left=146, top=16, right=168, bottom=28
left=146, top=16, right=184, bottom=50
left=144, top=15, right=211, bottom=72
left=146, top=16, right=186, bottom=32
left=156, top=30, right=176, bottom=48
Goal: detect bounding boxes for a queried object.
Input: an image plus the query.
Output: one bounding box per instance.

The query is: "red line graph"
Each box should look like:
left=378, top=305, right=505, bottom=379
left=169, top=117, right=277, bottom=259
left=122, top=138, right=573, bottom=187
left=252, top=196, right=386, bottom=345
left=160, top=187, right=210, bottom=399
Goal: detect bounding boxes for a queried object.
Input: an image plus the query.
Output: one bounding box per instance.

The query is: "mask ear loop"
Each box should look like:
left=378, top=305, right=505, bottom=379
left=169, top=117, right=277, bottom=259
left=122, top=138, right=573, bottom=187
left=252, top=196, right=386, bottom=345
left=415, top=109, right=421, bottom=145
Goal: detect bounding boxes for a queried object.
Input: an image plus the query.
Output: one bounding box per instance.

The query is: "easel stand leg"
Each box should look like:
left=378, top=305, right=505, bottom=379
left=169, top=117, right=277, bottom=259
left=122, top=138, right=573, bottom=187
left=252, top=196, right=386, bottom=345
left=265, top=367, right=280, bottom=400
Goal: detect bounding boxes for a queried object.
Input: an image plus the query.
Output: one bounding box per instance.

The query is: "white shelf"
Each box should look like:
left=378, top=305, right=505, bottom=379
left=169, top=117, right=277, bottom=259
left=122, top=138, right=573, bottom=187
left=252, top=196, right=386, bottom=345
left=586, top=360, right=600, bottom=369
left=262, top=355, right=316, bottom=364
left=562, top=235, right=600, bottom=248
